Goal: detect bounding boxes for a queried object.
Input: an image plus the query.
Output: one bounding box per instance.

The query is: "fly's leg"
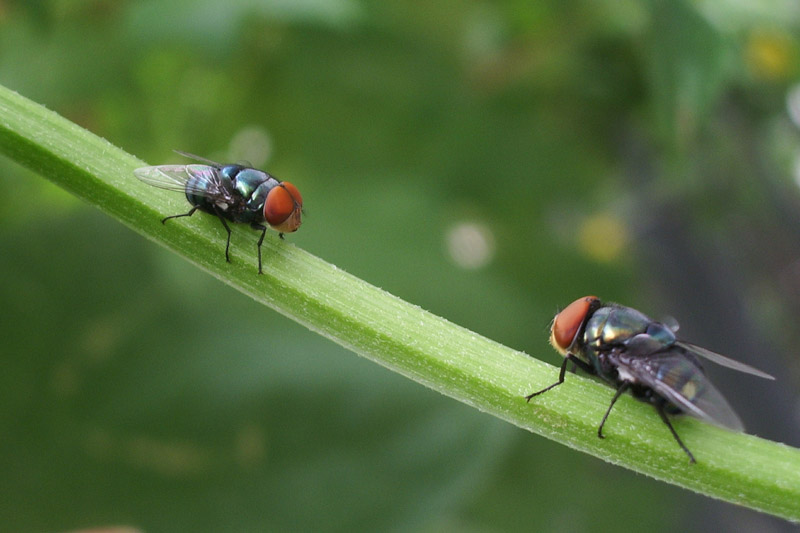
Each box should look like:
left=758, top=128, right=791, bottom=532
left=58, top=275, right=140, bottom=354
left=598, top=382, right=630, bottom=438
left=656, top=404, right=696, bottom=464
left=251, top=223, right=268, bottom=275
left=161, top=206, right=234, bottom=266
left=525, top=355, right=594, bottom=401
left=161, top=206, right=198, bottom=224
left=525, top=357, right=569, bottom=400
left=211, top=207, right=233, bottom=263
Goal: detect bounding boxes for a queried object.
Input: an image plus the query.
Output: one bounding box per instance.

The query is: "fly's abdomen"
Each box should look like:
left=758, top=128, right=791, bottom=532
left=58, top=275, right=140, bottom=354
left=656, top=355, right=707, bottom=407
left=185, top=174, right=217, bottom=212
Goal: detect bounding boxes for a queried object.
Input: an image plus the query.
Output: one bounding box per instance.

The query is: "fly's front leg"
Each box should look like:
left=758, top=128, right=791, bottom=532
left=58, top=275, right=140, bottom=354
left=597, top=382, right=630, bottom=438
left=525, top=355, right=593, bottom=401
left=251, top=223, right=268, bottom=274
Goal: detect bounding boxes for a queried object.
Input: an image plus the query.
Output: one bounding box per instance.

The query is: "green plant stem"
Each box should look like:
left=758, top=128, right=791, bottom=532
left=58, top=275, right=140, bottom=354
left=1, top=84, right=798, bottom=521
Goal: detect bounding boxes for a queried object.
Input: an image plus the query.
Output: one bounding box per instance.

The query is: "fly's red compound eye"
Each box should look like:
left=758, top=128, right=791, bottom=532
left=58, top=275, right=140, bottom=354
left=264, top=182, right=303, bottom=232
left=552, top=296, right=598, bottom=351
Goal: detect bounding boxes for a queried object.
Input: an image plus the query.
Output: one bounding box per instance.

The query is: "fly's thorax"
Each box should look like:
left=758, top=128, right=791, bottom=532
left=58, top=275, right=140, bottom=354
left=232, top=168, right=272, bottom=200
left=230, top=167, right=278, bottom=224
left=585, top=305, right=652, bottom=349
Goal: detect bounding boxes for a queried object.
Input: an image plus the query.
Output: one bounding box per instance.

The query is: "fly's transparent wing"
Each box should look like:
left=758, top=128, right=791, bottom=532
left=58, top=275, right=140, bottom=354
left=173, top=151, right=223, bottom=167
left=616, top=350, right=745, bottom=431
left=134, top=164, right=230, bottom=200
left=676, top=341, right=775, bottom=380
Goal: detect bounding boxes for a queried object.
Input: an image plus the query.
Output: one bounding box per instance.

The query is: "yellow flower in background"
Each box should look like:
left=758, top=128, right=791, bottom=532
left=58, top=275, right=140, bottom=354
left=746, top=29, right=796, bottom=81
left=578, top=212, right=629, bottom=263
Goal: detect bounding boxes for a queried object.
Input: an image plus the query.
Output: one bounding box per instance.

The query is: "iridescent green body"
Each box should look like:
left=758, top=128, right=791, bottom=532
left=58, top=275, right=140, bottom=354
left=185, top=164, right=282, bottom=225
left=527, top=296, right=773, bottom=463
left=134, top=152, right=304, bottom=275
left=575, top=304, right=706, bottom=414
left=584, top=305, right=654, bottom=354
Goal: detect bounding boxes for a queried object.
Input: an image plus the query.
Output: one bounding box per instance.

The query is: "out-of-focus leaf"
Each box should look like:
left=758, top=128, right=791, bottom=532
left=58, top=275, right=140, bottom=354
left=646, top=0, right=733, bottom=148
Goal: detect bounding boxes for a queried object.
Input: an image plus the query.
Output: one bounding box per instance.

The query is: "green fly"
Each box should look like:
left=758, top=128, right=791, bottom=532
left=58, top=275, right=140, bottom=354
left=527, top=296, right=774, bottom=463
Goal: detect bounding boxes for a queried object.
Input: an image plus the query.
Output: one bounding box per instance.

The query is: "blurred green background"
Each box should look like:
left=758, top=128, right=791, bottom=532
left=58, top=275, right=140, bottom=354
left=2, top=0, right=800, bottom=531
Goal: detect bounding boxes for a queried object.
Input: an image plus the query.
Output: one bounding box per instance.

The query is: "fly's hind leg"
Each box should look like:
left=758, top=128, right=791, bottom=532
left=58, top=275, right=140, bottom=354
left=161, top=206, right=198, bottom=224
left=656, top=403, right=696, bottom=464
left=211, top=208, right=233, bottom=263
